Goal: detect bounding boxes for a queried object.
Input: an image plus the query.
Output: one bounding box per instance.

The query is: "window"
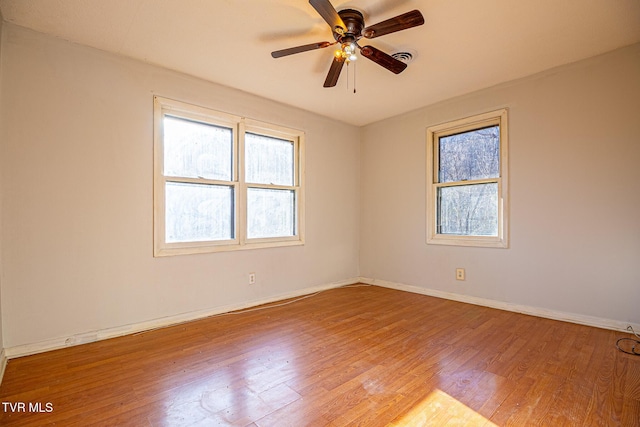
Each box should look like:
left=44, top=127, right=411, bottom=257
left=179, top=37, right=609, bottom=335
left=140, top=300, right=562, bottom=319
left=154, top=96, right=304, bottom=256
left=426, top=109, right=509, bottom=248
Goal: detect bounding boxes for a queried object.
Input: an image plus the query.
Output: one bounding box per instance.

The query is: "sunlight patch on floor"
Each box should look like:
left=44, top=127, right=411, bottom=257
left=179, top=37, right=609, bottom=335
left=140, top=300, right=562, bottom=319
left=389, top=389, right=497, bottom=426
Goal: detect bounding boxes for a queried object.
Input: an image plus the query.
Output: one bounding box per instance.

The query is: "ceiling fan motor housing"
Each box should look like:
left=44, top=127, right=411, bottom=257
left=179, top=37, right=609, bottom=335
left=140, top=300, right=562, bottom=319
left=334, top=9, right=365, bottom=43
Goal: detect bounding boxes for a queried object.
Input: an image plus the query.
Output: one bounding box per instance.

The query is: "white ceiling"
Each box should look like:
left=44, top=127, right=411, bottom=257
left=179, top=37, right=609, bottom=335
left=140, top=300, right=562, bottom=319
left=1, top=0, right=639, bottom=126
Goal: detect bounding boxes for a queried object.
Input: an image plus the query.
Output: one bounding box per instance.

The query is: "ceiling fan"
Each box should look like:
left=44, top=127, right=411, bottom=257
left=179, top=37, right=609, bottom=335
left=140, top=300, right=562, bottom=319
left=271, top=0, right=425, bottom=87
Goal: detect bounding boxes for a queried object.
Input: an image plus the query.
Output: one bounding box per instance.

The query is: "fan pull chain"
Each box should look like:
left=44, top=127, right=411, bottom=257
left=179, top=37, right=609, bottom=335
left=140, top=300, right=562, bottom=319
left=345, top=61, right=357, bottom=94
left=346, top=61, right=350, bottom=93
left=353, top=61, right=357, bottom=94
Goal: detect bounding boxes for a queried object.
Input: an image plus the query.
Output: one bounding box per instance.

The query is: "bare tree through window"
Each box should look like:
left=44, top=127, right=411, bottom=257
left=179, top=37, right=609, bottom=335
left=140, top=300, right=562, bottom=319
left=437, top=126, right=499, bottom=236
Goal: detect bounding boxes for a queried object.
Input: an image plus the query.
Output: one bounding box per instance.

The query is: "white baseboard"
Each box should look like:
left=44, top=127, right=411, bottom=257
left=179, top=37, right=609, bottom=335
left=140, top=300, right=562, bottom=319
left=0, top=348, right=7, bottom=384
left=5, top=277, right=360, bottom=359
left=359, top=277, right=640, bottom=333
left=6, top=276, right=636, bottom=360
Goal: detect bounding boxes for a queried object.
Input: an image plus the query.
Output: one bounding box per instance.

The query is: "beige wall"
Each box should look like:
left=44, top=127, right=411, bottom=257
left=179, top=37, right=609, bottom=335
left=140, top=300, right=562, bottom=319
left=0, top=25, right=361, bottom=349
left=360, top=44, right=640, bottom=325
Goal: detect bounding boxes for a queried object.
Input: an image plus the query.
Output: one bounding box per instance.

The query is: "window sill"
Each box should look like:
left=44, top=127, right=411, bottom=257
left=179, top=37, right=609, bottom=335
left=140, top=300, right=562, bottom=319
left=426, top=235, right=508, bottom=249
left=154, top=238, right=304, bottom=257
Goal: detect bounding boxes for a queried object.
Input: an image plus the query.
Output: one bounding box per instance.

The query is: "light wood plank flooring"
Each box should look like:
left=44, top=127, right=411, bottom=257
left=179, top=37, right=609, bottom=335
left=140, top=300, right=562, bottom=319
left=0, top=285, right=638, bottom=426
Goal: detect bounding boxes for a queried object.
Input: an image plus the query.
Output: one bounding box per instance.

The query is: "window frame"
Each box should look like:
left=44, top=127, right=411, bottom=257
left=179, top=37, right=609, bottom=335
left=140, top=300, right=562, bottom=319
left=153, top=96, right=305, bottom=256
left=426, top=109, right=509, bottom=248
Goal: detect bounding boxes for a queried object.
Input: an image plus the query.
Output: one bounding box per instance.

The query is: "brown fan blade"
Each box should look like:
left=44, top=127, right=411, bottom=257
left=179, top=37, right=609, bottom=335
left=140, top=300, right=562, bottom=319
left=323, top=56, right=345, bottom=87
left=309, top=0, right=346, bottom=32
left=271, top=41, right=332, bottom=58
left=360, top=45, right=407, bottom=74
left=362, top=10, right=424, bottom=39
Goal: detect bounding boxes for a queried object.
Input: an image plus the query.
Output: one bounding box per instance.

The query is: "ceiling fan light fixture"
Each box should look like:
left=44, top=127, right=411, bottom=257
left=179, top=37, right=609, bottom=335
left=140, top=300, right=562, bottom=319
left=342, top=42, right=356, bottom=54
left=335, top=42, right=358, bottom=62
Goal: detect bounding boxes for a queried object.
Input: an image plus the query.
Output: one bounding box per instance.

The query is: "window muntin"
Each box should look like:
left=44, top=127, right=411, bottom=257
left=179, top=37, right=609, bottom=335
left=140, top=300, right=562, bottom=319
left=427, top=109, right=508, bottom=248
left=154, top=96, right=304, bottom=256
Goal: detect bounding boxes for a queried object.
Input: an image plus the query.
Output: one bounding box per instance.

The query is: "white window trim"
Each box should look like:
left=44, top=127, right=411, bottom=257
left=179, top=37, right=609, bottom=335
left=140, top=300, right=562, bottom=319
left=153, top=96, right=305, bottom=256
left=426, top=109, right=509, bottom=248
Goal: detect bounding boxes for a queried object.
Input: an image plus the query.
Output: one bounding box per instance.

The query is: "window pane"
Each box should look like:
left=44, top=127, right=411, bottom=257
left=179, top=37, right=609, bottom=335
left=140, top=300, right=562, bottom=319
left=163, top=115, right=233, bottom=181
left=245, top=133, right=294, bottom=186
left=165, top=182, right=234, bottom=243
left=247, top=188, right=295, bottom=239
left=438, top=125, right=499, bottom=183
left=437, top=183, right=498, bottom=236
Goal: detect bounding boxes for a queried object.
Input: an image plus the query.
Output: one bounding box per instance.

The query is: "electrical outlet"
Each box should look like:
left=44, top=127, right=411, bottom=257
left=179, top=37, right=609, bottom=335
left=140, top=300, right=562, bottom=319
left=249, top=273, right=256, bottom=285
left=456, top=268, right=465, bottom=281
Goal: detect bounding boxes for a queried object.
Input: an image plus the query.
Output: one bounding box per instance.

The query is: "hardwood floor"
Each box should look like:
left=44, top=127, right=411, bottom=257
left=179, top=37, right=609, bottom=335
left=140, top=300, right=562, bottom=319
left=0, top=285, right=638, bottom=426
